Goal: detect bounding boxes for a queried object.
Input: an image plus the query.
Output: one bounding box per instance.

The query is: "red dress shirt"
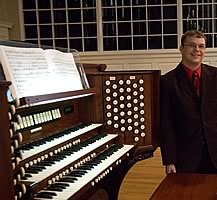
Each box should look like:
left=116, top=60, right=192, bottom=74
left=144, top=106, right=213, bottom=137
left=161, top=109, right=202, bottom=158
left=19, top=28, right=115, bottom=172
left=183, top=65, right=201, bottom=93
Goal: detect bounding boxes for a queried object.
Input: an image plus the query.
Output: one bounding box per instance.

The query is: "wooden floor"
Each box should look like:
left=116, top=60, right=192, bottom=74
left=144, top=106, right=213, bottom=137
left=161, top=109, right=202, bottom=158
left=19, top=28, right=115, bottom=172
left=118, top=148, right=166, bottom=200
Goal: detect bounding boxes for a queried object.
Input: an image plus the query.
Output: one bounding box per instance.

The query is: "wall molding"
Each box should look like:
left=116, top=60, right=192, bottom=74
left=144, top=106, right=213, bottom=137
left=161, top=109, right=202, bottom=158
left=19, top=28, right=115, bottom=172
left=0, top=20, right=13, bottom=40
left=79, top=49, right=217, bottom=74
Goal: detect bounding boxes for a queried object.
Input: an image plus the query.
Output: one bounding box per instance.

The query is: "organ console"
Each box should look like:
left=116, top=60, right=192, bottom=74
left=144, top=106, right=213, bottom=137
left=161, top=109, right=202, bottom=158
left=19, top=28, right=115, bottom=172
left=0, top=42, right=160, bottom=200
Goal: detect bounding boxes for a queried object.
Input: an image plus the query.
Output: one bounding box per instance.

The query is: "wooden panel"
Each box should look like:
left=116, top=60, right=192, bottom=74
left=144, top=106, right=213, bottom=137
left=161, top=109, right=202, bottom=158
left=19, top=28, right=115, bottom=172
left=0, top=81, right=15, bottom=200
left=86, top=70, right=160, bottom=159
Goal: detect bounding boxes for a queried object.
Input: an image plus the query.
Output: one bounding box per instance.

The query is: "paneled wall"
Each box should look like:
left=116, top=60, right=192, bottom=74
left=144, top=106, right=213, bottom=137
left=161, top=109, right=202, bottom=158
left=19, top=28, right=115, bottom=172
left=0, top=0, right=21, bottom=40
left=0, top=21, right=13, bottom=40
left=80, top=49, right=217, bottom=75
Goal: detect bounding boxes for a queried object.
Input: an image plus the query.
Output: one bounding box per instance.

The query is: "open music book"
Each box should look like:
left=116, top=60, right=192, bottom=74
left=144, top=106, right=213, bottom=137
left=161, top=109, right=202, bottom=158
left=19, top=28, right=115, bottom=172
left=0, top=45, right=85, bottom=100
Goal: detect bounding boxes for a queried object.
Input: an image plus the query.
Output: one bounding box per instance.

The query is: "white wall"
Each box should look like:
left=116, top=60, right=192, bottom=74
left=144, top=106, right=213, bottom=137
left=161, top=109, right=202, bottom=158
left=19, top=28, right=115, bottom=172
left=79, top=48, right=217, bottom=75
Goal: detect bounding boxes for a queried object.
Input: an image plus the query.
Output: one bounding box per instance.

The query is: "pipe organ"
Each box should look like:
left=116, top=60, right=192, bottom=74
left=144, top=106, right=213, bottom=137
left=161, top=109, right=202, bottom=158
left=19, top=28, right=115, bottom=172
left=0, top=50, right=160, bottom=200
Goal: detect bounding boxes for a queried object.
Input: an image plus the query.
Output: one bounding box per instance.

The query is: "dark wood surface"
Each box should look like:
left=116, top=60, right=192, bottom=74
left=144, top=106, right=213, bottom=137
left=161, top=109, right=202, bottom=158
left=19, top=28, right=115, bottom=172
left=0, top=81, right=15, bottom=200
left=150, top=173, right=217, bottom=200
left=86, top=70, right=160, bottom=157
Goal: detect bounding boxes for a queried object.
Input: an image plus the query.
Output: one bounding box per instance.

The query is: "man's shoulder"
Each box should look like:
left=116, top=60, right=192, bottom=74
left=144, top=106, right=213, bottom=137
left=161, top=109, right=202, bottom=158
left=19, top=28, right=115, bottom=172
left=161, top=65, right=180, bottom=81
left=202, top=63, right=217, bottom=71
left=162, top=63, right=217, bottom=80
left=201, top=64, right=217, bottom=78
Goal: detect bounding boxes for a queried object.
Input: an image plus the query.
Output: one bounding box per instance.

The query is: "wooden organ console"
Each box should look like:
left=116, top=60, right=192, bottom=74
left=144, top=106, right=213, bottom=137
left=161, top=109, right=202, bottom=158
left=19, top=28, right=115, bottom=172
left=84, top=64, right=160, bottom=160
left=0, top=48, right=160, bottom=200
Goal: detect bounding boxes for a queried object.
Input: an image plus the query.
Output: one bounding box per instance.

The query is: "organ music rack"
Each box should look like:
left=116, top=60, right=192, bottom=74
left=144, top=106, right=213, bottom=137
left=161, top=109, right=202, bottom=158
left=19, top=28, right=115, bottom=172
left=0, top=42, right=160, bottom=200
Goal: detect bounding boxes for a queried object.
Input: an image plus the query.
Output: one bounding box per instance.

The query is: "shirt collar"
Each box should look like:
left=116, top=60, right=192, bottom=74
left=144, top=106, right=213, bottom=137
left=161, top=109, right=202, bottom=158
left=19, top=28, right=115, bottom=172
left=182, top=64, right=201, bottom=80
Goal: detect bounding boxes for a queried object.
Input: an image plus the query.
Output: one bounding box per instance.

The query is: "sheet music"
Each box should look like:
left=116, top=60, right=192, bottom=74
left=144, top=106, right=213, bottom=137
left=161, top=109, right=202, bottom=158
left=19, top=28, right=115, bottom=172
left=44, top=49, right=83, bottom=93
left=0, top=46, right=51, bottom=98
left=0, top=46, right=84, bottom=99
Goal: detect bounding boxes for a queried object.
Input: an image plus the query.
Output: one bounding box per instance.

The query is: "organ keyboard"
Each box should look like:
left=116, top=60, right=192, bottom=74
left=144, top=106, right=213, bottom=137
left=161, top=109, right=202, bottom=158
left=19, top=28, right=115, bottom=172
left=33, top=144, right=134, bottom=200
left=22, top=134, right=118, bottom=185
left=20, top=123, right=103, bottom=160
left=0, top=41, right=160, bottom=200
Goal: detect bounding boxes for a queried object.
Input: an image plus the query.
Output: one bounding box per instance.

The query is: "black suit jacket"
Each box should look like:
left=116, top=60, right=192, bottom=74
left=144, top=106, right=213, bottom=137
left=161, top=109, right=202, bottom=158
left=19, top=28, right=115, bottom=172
left=160, top=62, right=217, bottom=172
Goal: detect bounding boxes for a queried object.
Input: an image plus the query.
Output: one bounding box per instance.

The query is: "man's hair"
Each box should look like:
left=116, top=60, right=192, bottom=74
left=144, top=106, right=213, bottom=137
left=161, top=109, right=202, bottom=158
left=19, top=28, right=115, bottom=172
left=181, top=30, right=207, bottom=46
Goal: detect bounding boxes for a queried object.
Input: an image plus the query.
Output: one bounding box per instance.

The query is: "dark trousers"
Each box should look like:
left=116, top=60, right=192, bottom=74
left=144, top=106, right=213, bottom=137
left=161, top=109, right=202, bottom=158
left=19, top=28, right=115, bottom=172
left=197, top=141, right=217, bottom=174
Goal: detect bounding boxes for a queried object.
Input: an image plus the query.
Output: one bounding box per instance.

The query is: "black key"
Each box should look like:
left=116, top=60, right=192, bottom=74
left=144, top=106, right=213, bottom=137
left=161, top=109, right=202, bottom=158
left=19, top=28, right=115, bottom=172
left=35, top=191, right=57, bottom=199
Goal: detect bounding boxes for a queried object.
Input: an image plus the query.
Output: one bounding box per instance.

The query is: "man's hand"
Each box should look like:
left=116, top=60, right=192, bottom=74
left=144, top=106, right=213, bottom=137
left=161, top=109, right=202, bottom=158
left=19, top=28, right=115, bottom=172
left=166, top=164, right=176, bottom=174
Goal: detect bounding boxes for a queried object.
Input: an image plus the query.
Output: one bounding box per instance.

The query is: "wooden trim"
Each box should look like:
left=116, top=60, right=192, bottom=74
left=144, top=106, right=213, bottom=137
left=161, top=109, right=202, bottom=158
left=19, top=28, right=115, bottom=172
left=0, top=81, right=15, bottom=200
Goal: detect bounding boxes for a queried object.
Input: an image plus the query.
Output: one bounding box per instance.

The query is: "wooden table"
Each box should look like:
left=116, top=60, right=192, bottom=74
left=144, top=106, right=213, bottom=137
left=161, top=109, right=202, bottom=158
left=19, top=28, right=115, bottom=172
left=150, top=173, right=217, bottom=200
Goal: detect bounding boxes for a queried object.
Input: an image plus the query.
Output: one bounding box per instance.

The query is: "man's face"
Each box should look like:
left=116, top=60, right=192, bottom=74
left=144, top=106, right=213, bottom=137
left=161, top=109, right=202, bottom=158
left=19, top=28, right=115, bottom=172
left=179, top=36, right=206, bottom=68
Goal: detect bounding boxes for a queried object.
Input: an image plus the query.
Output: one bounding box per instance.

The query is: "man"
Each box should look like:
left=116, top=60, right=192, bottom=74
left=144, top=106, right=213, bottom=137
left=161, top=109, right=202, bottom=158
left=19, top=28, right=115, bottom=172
left=160, top=30, right=217, bottom=174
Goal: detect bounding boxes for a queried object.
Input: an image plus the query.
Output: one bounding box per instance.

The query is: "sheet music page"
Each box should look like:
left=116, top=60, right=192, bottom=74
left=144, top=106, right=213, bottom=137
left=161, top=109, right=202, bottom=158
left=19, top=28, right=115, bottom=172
left=44, top=49, right=83, bottom=92
left=0, top=45, right=51, bottom=98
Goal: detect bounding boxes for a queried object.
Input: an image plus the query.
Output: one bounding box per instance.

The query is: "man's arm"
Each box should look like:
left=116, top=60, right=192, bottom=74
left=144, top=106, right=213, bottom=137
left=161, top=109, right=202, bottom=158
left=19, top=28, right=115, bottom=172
left=160, top=78, right=177, bottom=167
